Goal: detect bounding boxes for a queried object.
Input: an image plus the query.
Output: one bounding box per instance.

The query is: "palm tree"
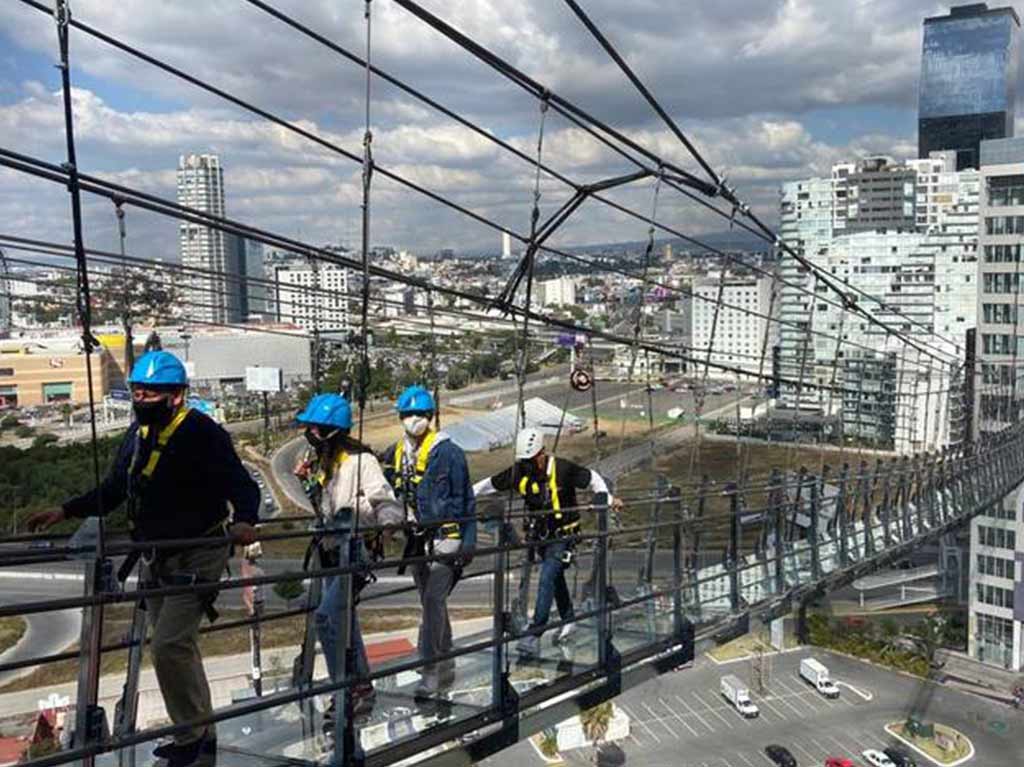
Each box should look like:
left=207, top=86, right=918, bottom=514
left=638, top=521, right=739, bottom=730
left=580, top=701, right=614, bottom=753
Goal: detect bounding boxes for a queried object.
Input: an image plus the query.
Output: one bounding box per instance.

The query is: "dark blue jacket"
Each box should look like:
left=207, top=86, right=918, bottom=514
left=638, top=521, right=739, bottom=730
left=64, top=409, right=260, bottom=541
left=382, top=434, right=477, bottom=550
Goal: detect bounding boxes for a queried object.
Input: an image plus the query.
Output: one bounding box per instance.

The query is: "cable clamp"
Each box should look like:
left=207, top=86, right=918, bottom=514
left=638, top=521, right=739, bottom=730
left=54, top=0, right=71, bottom=29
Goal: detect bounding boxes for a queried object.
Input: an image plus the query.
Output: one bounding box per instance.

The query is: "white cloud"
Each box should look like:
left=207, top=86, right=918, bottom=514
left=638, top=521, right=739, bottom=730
left=1, top=0, right=990, bottom=256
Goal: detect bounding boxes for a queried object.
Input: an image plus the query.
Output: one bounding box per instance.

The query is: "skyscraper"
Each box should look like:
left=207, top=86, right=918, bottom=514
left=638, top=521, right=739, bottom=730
left=177, top=154, right=244, bottom=324
left=968, top=136, right=1024, bottom=670
left=918, top=3, right=1021, bottom=170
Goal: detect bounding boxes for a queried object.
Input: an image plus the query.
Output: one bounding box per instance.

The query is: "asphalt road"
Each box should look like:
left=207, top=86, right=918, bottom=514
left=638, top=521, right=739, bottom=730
left=483, top=649, right=1022, bottom=767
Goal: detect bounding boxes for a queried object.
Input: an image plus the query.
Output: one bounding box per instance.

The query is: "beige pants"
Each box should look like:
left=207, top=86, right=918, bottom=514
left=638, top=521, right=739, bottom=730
left=146, top=545, right=229, bottom=744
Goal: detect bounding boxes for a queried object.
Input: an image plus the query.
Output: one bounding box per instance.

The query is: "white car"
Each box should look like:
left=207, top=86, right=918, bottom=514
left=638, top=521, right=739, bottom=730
left=862, top=749, right=896, bottom=767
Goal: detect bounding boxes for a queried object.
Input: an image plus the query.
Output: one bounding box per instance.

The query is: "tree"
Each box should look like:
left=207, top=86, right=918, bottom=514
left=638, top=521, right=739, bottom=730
left=273, top=578, right=305, bottom=606
left=92, top=267, right=178, bottom=373
left=580, top=701, right=613, bottom=748
left=14, top=268, right=177, bottom=372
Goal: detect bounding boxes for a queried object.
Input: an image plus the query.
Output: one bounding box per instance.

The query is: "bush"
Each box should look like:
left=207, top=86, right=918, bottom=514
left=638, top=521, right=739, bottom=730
left=15, top=425, right=34, bottom=438
left=273, top=578, right=305, bottom=603
left=32, top=433, right=59, bottom=448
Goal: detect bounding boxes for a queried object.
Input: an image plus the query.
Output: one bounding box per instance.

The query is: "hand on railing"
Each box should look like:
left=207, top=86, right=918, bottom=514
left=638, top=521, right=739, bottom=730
left=25, top=508, right=65, bottom=532
left=229, top=522, right=259, bottom=546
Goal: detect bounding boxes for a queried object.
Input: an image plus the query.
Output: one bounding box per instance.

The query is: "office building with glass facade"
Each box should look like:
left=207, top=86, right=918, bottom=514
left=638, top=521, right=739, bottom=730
left=918, top=3, right=1021, bottom=170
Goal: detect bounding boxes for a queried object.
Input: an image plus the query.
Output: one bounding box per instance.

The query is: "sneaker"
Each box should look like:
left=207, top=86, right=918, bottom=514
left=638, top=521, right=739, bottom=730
left=554, top=621, right=576, bottom=645
left=353, top=683, right=376, bottom=717
left=516, top=634, right=540, bottom=658
left=159, top=735, right=217, bottom=767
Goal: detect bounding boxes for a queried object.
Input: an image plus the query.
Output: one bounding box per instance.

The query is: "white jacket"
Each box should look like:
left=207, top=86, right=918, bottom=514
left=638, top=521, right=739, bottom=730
left=322, top=451, right=404, bottom=531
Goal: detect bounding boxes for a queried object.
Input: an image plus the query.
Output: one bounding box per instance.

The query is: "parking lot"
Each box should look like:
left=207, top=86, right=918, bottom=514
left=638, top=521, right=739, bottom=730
left=485, top=649, right=1022, bottom=767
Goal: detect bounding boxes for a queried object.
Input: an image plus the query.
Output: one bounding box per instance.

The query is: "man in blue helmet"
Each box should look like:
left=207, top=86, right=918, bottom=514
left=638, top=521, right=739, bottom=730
left=293, top=393, right=402, bottom=729
left=381, top=385, right=477, bottom=701
left=28, top=350, right=259, bottom=767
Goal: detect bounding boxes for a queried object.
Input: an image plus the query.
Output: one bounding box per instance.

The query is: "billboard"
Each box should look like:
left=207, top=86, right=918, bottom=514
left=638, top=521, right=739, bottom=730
left=245, top=366, right=282, bottom=393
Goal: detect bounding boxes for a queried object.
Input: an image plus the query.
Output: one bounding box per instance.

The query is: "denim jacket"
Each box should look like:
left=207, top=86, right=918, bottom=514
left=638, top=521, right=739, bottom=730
left=382, top=432, right=477, bottom=550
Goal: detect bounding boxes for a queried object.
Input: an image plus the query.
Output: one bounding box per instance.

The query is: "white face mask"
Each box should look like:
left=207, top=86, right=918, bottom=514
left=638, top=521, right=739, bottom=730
left=402, top=415, right=430, bottom=438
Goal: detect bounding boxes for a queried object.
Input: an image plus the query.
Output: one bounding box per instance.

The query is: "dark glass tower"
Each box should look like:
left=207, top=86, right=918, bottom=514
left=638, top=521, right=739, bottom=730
left=919, top=3, right=1021, bottom=170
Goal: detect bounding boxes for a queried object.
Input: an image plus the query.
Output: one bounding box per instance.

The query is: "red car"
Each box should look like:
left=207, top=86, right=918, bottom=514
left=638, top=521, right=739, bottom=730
left=825, top=759, right=854, bottom=767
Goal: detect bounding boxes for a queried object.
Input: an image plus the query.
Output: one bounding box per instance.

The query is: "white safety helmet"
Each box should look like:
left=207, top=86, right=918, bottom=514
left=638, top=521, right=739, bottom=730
left=515, top=427, right=545, bottom=460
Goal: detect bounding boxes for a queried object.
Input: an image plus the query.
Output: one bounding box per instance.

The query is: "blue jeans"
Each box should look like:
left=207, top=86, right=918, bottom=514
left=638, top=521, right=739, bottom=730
left=531, top=539, right=575, bottom=629
left=315, top=544, right=369, bottom=683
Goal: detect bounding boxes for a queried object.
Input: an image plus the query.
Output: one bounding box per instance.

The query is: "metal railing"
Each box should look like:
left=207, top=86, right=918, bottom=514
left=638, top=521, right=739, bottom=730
left=0, top=425, right=1022, bottom=767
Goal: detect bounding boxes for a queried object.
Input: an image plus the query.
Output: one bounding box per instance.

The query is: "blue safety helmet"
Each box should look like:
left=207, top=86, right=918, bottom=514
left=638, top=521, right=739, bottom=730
left=296, top=393, right=353, bottom=430
left=395, top=385, right=435, bottom=415
left=128, top=350, right=188, bottom=388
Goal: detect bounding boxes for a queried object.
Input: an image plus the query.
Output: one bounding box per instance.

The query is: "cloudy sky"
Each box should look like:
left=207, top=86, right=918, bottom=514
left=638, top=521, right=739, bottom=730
left=0, top=0, right=1007, bottom=260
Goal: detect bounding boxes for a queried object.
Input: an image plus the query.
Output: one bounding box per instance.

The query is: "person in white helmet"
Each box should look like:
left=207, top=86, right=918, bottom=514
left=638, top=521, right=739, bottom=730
left=472, top=428, right=616, bottom=657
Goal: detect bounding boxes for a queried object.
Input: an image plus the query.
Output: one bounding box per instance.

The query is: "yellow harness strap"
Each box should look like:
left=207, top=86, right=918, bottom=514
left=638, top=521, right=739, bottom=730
left=139, top=407, right=190, bottom=480
left=517, top=457, right=562, bottom=516
left=314, top=450, right=350, bottom=487
left=394, top=432, right=459, bottom=538
left=393, top=431, right=438, bottom=485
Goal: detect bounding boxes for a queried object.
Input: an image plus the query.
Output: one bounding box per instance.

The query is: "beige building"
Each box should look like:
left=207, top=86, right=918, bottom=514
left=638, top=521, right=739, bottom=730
left=0, top=337, right=113, bottom=408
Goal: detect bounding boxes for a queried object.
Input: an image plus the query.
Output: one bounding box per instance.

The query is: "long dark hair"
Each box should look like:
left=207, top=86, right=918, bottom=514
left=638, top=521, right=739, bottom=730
left=320, top=430, right=373, bottom=482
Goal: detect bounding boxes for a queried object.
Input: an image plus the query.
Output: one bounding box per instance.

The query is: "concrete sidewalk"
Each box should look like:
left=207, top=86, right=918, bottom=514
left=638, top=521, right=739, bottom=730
left=935, top=647, right=1022, bottom=702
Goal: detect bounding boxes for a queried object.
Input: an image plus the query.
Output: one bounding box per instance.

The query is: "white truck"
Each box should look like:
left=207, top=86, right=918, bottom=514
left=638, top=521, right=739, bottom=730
left=720, top=675, right=759, bottom=718
left=800, top=657, right=840, bottom=698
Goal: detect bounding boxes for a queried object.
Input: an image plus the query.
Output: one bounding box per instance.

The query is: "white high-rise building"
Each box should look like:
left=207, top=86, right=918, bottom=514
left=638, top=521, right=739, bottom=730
left=778, top=155, right=979, bottom=450
left=968, top=137, right=1024, bottom=671
left=539, top=276, right=576, bottom=308
left=275, top=258, right=350, bottom=333
left=501, top=231, right=512, bottom=259
left=177, top=154, right=244, bottom=325
left=691, top=273, right=777, bottom=379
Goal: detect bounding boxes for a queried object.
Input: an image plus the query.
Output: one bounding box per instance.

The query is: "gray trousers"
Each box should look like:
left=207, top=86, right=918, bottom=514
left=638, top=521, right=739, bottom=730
left=411, top=551, right=456, bottom=689
left=146, top=545, right=229, bottom=744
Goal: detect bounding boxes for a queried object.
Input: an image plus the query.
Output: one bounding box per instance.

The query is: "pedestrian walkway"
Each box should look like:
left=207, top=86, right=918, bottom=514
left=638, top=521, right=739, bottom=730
left=935, top=648, right=1021, bottom=701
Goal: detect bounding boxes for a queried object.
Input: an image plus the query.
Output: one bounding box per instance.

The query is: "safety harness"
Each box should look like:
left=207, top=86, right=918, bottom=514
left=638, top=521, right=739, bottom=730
left=117, top=407, right=227, bottom=622
left=306, top=449, right=380, bottom=596
left=394, top=432, right=461, bottom=541
left=518, top=457, right=581, bottom=539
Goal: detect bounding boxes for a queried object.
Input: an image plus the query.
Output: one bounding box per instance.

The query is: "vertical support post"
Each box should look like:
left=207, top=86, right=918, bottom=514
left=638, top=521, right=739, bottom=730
left=71, top=520, right=110, bottom=767
left=879, top=460, right=894, bottom=549
left=899, top=456, right=913, bottom=540
left=491, top=508, right=511, bottom=718
left=726, top=482, right=740, bottom=613
left=808, top=468, right=822, bottom=580
left=672, top=512, right=684, bottom=640
left=836, top=464, right=850, bottom=567
left=862, top=462, right=878, bottom=558
left=249, top=583, right=264, bottom=698
left=767, top=469, right=785, bottom=595
left=114, top=598, right=146, bottom=767
left=595, top=492, right=618, bottom=674
left=332, top=509, right=357, bottom=766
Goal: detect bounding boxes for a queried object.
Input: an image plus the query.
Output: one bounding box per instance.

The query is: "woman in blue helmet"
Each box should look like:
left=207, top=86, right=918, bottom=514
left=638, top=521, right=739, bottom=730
left=295, top=393, right=402, bottom=724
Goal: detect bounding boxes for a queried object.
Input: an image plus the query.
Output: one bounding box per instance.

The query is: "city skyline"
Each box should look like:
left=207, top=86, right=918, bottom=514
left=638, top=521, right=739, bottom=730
left=1, top=1, right=1015, bottom=262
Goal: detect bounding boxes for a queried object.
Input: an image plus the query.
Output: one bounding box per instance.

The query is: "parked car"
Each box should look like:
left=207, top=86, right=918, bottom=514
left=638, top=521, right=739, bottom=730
left=825, top=758, right=854, bottom=767
left=764, top=744, right=796, bottom=767
left=862, top=749, right=896, bottom=767
left=882, top=747, right=916, bottom=767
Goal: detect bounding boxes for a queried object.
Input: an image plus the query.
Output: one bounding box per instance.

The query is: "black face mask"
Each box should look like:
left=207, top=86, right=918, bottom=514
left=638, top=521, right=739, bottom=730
left=305, top=428, right=324, bottom=449
left=305, top=427, right=341, bottom=451
left=133, top=397, right=175, bottom=428
left=517, top=459, right=537, bottom=477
